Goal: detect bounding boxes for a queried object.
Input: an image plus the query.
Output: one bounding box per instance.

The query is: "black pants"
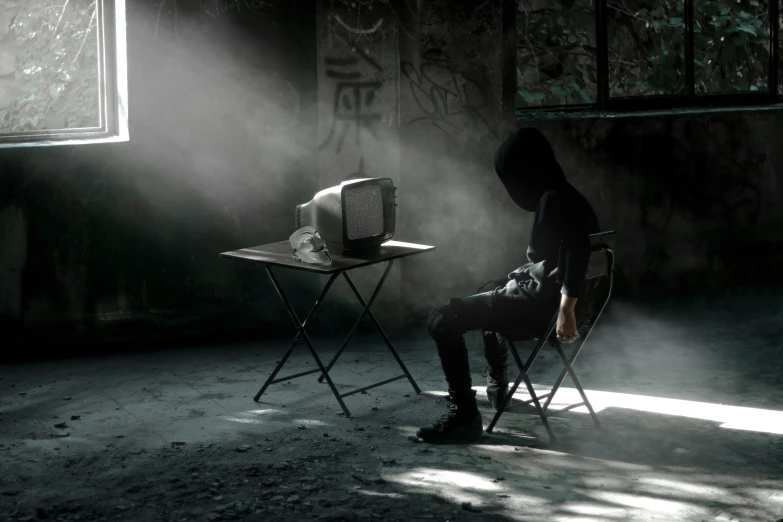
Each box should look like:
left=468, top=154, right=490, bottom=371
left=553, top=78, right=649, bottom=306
left=427, top=278, right=559, bottom=392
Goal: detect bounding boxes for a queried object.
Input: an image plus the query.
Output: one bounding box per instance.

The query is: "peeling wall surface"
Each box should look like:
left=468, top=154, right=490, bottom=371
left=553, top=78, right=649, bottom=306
left=1, top=0, right=782, bottom=357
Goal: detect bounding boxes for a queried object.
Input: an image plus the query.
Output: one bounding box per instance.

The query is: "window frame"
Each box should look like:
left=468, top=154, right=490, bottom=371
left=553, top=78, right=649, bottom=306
left=0, top=0, right=128, bottom=149
left=516, top=0, right=782, bottom=119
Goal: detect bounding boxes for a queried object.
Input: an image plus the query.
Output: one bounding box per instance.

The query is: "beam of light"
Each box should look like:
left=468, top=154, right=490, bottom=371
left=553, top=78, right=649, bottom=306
left=224, top=408, right=287, bottom=424
left=291, top=418, right=330, bottom=427
left=747, top=487, right=783, bottom=503
left=552, top=515, right=625, bottom=522
left=560, top=503, right=629, bottom=517
left=638, top=477, right=727, bottom=498
left=225, top=416, right=264, bottom=424
left=383, top=467, right=546, bottom=508
left=458, top=385, right=783, bottom=435
left=587, top=491, right=698, bottom=517
left=392, top=469, right=502, bottom=492
left=246, top=409, right=286, bottom=415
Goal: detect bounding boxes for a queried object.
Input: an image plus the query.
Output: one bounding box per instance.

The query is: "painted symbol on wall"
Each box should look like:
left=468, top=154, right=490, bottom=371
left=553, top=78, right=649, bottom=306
left=320, top=57, right=383, bottom=153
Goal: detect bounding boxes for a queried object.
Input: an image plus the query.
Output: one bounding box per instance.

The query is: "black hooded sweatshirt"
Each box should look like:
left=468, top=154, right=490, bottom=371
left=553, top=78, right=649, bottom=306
left=494, top=128, right=599, bottom=300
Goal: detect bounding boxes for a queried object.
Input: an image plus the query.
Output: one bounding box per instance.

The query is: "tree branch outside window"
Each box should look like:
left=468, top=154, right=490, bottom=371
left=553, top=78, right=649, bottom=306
left=0, top=0, right=127, bottom=148
left=517, top=0, right=782, bottom=115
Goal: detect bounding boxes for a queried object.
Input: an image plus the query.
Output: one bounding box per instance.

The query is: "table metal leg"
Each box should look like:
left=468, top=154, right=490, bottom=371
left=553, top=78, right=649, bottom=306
left=253, top=271, right=339, bottom=401
left=316, top=261, right=420, bottom=394
left=258, top=266, right=351, bottom=417
left=338, top=263, right=421, bottom=394
left=317, top=260, right=390, bottom=382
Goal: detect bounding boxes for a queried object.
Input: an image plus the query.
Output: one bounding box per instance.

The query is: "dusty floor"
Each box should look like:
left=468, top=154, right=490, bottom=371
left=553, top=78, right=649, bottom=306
left=1, top=294, right=783, bottom=522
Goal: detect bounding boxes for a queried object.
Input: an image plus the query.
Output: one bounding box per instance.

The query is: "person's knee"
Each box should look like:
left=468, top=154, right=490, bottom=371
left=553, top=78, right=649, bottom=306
left=427, top=303, right=456, bottom=339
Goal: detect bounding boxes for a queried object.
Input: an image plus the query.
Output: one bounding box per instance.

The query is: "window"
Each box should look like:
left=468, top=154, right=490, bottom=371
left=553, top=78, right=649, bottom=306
left=516, top=0, right=781, bottom=116
left=0, top=0, right=127, bottom=148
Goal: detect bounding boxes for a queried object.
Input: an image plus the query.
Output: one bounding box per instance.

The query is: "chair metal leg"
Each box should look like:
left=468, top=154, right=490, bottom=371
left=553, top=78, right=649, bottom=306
left=542, top=332, right=590, bottom=412
left=487, top=321, right=558, bottom=443
left=542, top=289, right=609, bottom=424
left=543, top=283, right=611, bottom=411
left=552, top=341, right=601, bottom=428
left=253, top=272, right=339, bottom=401
left=520, top=371, right=556, bottom=442
left=489, top=267, right=614, bottom=438
left=261, top=265, right=352, bottom=417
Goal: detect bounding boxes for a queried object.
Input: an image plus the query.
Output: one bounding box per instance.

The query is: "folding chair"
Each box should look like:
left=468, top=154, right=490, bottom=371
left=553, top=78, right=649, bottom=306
left=485, top=231, right=616, bottom=443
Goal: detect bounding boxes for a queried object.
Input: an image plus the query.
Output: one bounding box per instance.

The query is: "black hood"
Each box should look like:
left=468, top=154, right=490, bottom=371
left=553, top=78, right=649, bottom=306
left=494, top=128, right=568, bottom=211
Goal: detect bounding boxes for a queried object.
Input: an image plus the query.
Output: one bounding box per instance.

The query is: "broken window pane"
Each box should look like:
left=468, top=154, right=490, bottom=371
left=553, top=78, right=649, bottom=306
left=0, top=0, right=100, bottom=133
left=694, top=0, right=771, bottom=93
left=516, top=0, right=598, bottom=107
left=607, top=0, right=686, bottom=97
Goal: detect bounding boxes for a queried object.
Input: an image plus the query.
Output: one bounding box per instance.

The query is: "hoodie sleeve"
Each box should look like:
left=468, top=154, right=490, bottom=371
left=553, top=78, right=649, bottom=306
left=538, top=191, right=591, bottom=298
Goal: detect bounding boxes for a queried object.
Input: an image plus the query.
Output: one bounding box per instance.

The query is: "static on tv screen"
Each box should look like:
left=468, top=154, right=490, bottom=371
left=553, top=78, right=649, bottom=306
left=343, top=184, right=385, bottom=241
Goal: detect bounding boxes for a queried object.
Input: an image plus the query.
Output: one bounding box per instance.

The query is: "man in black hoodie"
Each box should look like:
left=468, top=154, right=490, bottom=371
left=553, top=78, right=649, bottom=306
left=416, top=128, right=599, bottom=444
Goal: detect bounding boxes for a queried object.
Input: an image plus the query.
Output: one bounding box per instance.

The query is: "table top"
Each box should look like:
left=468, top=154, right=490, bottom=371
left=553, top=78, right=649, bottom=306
left=220, top=240, right=435, bottom=274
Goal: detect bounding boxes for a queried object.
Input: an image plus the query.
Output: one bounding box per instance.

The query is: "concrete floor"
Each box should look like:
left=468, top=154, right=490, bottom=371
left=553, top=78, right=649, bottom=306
left=1, top=294, right=783, bottom=522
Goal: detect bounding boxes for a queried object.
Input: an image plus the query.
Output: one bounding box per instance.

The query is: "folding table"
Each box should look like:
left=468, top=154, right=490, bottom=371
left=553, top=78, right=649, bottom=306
left=220, top=240, right=434, bottom=417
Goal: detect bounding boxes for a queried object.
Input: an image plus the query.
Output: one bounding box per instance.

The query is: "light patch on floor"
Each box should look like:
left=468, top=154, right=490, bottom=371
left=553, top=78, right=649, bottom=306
left=492, top=385, right=783, bottom=435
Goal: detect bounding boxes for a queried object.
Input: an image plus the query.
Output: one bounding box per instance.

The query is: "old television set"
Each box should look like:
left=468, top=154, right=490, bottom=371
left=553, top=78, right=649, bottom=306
left=295, top=177, right=397, bottom=255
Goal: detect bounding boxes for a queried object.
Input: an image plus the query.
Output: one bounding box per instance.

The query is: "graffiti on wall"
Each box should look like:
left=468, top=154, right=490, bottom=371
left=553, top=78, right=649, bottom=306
left=401, top=48, right=497, bottom=139
left=319, top=56, right=383, bottom=153
left=320, top=0, right=391, bottom=184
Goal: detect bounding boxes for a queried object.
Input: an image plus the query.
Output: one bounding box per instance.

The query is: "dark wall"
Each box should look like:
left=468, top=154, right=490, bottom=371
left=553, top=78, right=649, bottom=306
left=546, top=114, right=783, bottom=297
left=1, top=0, right=782, bottom=358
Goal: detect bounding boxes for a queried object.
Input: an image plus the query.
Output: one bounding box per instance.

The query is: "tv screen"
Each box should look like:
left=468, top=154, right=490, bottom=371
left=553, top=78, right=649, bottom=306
left=343, top=183, right=386, bottom=241
left=295, top=177, right=396, bottom=254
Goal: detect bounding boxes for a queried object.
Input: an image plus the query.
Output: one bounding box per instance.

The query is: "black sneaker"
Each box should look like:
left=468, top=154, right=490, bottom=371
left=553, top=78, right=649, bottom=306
left=416, top=391, right=483, bottom=444
left=483, top=365, right=509, bottom=411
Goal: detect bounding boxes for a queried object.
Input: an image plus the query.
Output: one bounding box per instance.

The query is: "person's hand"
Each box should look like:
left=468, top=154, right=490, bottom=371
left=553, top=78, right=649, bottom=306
left=556, top=308, right=579, bottom=344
